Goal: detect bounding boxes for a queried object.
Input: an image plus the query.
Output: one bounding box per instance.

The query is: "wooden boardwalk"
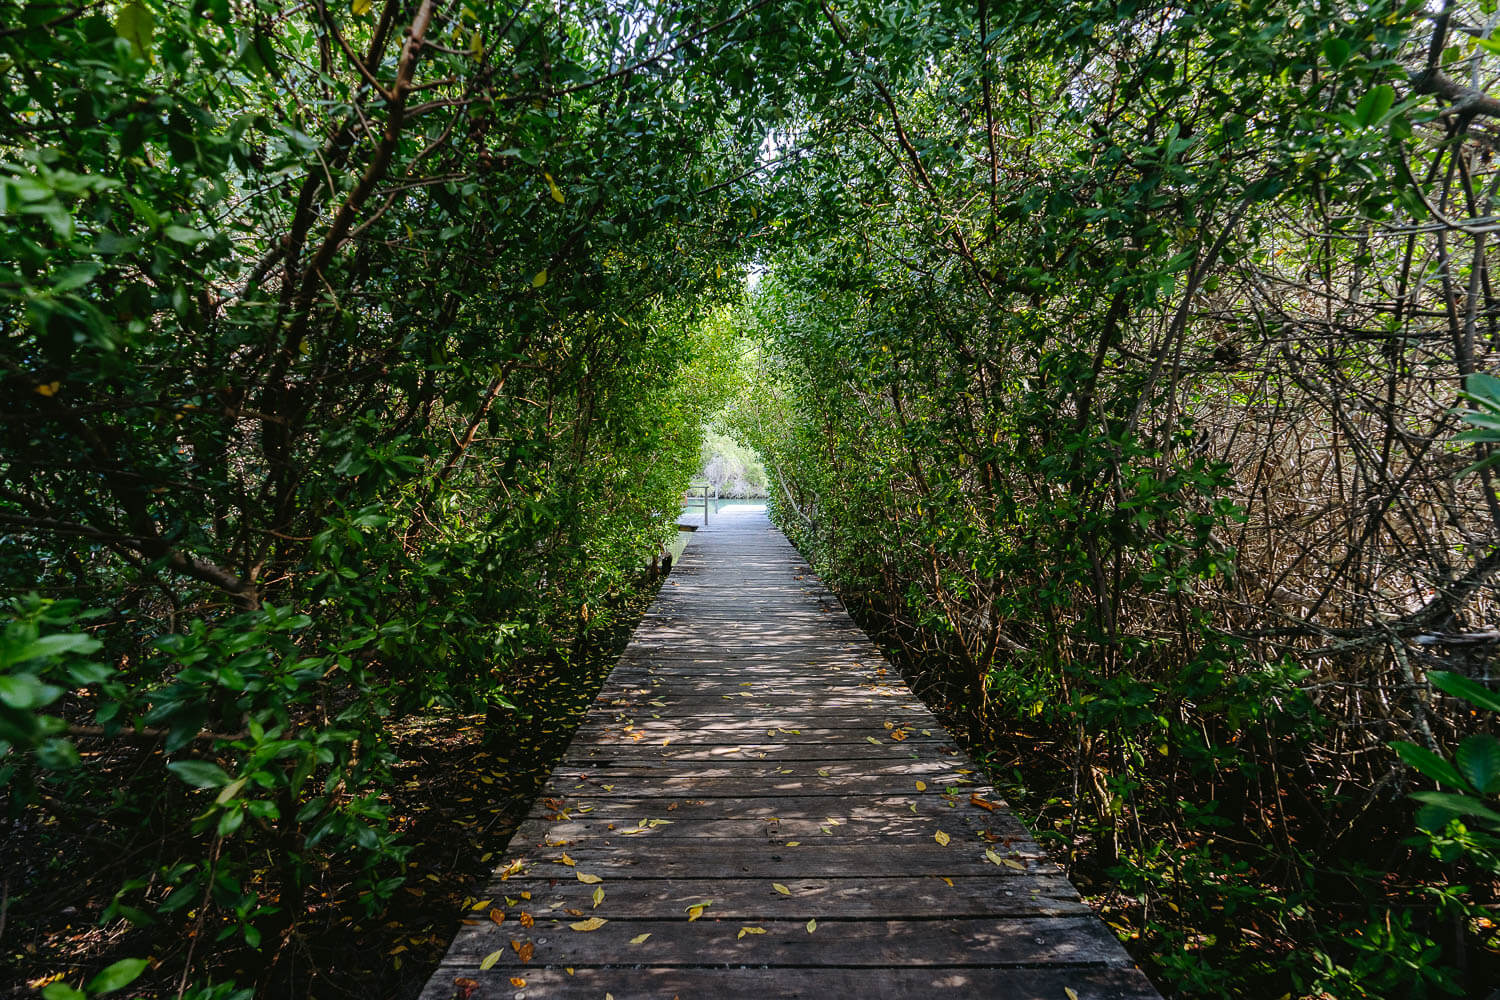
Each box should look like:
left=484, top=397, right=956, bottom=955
left=421, top=507, right=1160, bottom=999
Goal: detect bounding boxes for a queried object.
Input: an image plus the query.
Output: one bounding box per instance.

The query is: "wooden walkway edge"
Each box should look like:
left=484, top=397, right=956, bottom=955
left=420, top=507, right=1161, bottom=999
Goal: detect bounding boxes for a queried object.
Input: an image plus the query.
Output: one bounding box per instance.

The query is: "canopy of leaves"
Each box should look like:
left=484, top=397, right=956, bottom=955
left=7, top=0, right=1500, bottom=997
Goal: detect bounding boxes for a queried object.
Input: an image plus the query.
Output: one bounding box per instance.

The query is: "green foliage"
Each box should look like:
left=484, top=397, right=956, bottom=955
left=1, top=0, right=773, bottom=990
left=1455, top=373, right=1500, bottom=476
left=700, top=426, right=768, bottom=498
left=0, top=596, right=107, bottom=777
left=731, top=0, right=1500, bottom=995
left=1397, top=672, right=1500, bottom=873
left=9, top=0, right=1500, bottom=994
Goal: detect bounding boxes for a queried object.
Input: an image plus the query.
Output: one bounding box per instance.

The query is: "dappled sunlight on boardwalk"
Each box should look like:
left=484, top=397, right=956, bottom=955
left=421, top=507, right=1160, bottom=999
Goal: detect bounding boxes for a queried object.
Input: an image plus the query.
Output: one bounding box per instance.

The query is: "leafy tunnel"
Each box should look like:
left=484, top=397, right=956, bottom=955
left=3, top=1, right=1500, bottom=997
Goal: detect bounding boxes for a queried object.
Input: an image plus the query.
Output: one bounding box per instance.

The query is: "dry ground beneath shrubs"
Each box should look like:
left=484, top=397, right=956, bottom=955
left=1, top=582, right=658, bottom=1000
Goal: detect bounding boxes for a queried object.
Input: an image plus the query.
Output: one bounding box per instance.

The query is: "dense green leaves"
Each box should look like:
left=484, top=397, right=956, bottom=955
left=1, top=0, right=776, bottom=992
left=7, top=0, right=1500, bottom=995
left=734, top=0, right=1500, bottom=995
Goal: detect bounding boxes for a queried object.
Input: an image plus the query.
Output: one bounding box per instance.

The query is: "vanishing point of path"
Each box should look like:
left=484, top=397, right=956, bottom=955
left=421, top=507, right=1161, bottom=999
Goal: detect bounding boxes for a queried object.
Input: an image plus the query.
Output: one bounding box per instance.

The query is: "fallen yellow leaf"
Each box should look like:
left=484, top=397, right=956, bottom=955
left=772, top=883, right=791, bottom=896
left=570, top=917, right=607, bottom=931
left=510, top=979, right=526, bottom=989
left=559, top=853, right=576, bottom=867
left=576, top=872, right=601, bottom=884
left=737, top=926, right=767, bottom=939
left=479, top=948, right=502, bottom=969
left=915, top=780, right=927, bottom=791
left=1066, top=989, right=1080, bottom=1000
left=629, top=932, right=652, bottom=944
left=806, top=918, right=817, bottom=932
left=934, top=830, right=950, bottom=846
left=592, top=886, right=604, bottom=908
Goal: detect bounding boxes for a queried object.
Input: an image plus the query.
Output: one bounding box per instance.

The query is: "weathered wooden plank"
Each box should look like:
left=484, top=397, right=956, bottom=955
left=512, top=817, right=1034, bottom=844
left=551, top=757, right=978, bottom=780
left=572, top=715, right=943, bottom=736
left=458, top=875, right=1087, bottom=918
left=440, top=916, right=1128, bottom=967
left=419, top=967, right=1159, bottom=1000
left=594, top=701, right=924, bottom=716
left=514, top=789, right=1037, bottom=840
left=543, top=773, right=984, bottom=791
left=523, top=790, right=1016, bottom=816
left=531, top=784, right=991, bottom=805
left=471, top=840, right=1055, bottom=878
left=599, top=675, right=912, bottom=691
left=563, top=741, right=963, bottom=762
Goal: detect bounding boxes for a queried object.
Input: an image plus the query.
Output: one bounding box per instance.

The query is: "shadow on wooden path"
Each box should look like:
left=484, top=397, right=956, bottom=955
left=421, top=507, right=1160, bottom=999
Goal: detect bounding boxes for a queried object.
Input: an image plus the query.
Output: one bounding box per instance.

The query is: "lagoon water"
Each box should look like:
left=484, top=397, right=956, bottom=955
left=669, top=498, right=768, bottom=562
left=680, top=497, right=768, bottom=520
